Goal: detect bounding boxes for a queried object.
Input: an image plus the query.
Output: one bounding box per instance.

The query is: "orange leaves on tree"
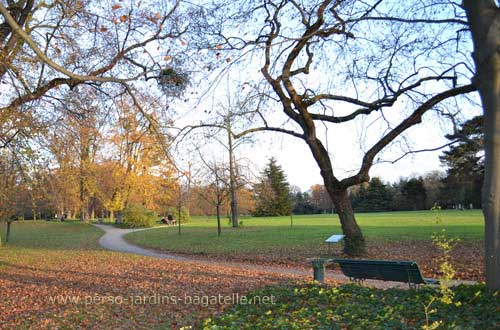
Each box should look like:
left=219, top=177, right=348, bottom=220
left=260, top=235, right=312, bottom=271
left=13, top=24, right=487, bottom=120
left=120, top=15, right=129, bottom=23
left=148, top=13, right=162, bottom=24
left=111, top=4, right=122, bottom=10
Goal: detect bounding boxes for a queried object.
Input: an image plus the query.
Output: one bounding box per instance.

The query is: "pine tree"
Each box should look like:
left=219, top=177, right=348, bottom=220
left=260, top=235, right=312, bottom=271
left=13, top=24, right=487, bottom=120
left=401, top=177, right=427, bottom=211
left=352, top=177, right=392, bottom=212
left=253, top=158, right=292, bottom=216
left=439, top=116, right=483, bottom=209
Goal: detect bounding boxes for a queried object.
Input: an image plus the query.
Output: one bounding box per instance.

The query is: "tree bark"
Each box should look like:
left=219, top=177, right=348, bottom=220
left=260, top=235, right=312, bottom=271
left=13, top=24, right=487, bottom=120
left=6, top=220, right=12, bottom=243
left=31, top=199, right=37, bottom=221
left=305, top=135, right=366, bottom=255
left=330, top=189, right=366, bottom=256
left=178, top=190, right=182, bottom=235
left=79, top=134, right=90, bottom=223
left=463, top=0, right=500, bottom=291
left=227, top=118, right=239, bottom=228
left=216, top=204, right=221, bottom=237
left=115, top=210, right=123, bottom=224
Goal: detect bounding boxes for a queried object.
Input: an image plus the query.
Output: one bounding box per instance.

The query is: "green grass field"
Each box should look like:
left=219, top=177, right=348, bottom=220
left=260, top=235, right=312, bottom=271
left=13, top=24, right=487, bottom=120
left=0, top=220, right=103, bottom=251
left=125, top=210, right=484, bottom=260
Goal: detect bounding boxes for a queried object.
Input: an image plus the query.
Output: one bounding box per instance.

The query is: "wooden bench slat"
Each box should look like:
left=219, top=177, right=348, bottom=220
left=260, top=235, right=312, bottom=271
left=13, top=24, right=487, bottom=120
left=334, top=259, right=427, bottom=284
left=309, top=257, right=439, bottom=287
left=333, top=259, right=438, bottom=286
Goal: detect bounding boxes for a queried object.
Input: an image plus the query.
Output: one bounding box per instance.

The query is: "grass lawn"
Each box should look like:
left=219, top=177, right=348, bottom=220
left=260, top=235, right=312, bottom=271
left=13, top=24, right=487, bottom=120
left=125, top=210, right=484, bottom=280
left=127, top=210, right=484, bottom=255
left=0, top=220, right=103, bottom=250
left=0, top=221, right=299, bottom=329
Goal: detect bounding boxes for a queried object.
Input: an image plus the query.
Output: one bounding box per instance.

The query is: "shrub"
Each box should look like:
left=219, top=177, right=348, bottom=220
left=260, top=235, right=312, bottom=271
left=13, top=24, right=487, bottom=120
left=167, top=206, right=190, bottom=223
left=122, top=204, right=157, bottom=228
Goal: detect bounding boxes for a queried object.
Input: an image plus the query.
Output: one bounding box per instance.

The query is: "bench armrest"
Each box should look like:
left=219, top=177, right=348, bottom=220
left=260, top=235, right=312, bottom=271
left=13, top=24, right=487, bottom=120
left=308, top=258, right=337, bottom=267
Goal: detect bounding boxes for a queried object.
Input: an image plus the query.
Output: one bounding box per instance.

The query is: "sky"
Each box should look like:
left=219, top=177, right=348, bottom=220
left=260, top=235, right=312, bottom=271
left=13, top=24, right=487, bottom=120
left=172, top=77, right=481, bottom=192
left=236, top=108, right=479, bottom=192
left=254, top=135, right=443, bottom=191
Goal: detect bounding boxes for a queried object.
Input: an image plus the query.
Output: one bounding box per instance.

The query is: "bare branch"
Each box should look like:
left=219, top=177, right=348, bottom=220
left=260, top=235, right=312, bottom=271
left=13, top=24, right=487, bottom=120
left=341, top=83, right=477, bottom=187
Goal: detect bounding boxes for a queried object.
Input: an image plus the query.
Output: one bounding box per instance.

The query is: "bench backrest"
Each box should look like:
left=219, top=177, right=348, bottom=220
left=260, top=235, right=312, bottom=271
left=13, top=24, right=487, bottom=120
left=333, top=259, right=426, bottom=284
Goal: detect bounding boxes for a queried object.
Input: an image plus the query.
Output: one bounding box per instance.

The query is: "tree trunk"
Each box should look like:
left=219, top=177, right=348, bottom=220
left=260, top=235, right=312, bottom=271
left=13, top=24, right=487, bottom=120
left=330, top=189, right=366, bottom=256
left=79, top=171, right=85, bottom=221
left=216, top=204, right=221, bottom=237
left=463, top=0, right=500, bottom=291
left=305, top=136, right=366, bottom=256
left=80, top=208, right=87, bottom=223
left=6, top=221, right=12, bottom=243
left=178, top=193, right=182, bottom=235
left=32, top=201, right=37, bottom=221
left=115, top=210, right=123, bottom=224
left=79, top=183, right=88, bottom=223
left=227, top=119, right=239, bottom=227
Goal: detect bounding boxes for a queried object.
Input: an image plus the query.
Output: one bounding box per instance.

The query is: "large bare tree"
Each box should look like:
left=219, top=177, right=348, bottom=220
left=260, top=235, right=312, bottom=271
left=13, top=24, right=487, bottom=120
left=175, top=89, right=258, bottom=227
left=205, top=0, right=477, bottom=255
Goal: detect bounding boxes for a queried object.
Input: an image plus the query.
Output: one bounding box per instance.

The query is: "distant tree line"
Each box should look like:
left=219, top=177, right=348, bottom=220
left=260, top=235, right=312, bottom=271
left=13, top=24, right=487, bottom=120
left=291, top=169, right=481, bottom=215
left=290, top=185, right=334, bottom=215
left=291, top=116, right=484, bottom=214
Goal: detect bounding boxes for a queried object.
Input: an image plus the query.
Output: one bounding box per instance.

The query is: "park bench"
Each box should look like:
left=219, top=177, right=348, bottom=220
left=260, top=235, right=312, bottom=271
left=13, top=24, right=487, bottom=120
left=310, top=258, right=439, bottom=289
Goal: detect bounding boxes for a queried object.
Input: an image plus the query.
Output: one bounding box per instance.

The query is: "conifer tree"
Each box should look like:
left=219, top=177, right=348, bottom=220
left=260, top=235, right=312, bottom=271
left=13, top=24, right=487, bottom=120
left=253, top=158, right=292, bottom=216
left=439, top=116, right=484, bottom=209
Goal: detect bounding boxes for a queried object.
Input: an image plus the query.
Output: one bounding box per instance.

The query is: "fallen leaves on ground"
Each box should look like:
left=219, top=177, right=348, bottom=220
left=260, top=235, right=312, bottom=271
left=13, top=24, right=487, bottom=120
left=0, top=249, right=313, bottom=329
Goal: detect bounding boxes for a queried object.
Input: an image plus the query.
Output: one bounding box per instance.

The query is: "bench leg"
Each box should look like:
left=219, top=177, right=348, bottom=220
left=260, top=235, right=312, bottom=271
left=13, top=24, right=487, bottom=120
left=312, top=264, right=326, bottom=284
left=408, top=282, right=419, bottom=290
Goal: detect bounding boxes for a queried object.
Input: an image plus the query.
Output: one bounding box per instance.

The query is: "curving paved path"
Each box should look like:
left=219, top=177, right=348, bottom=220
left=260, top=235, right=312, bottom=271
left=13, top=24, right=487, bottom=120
left=93, top=224, right=356, bottom=283
left=93, top=224, right=474, bottom=289
left=95, top=224, right=188, bottom=261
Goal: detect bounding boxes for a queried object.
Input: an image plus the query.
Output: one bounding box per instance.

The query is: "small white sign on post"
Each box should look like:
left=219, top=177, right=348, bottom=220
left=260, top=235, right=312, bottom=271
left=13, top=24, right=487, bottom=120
left=325, top=234, right=345, bottom=243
